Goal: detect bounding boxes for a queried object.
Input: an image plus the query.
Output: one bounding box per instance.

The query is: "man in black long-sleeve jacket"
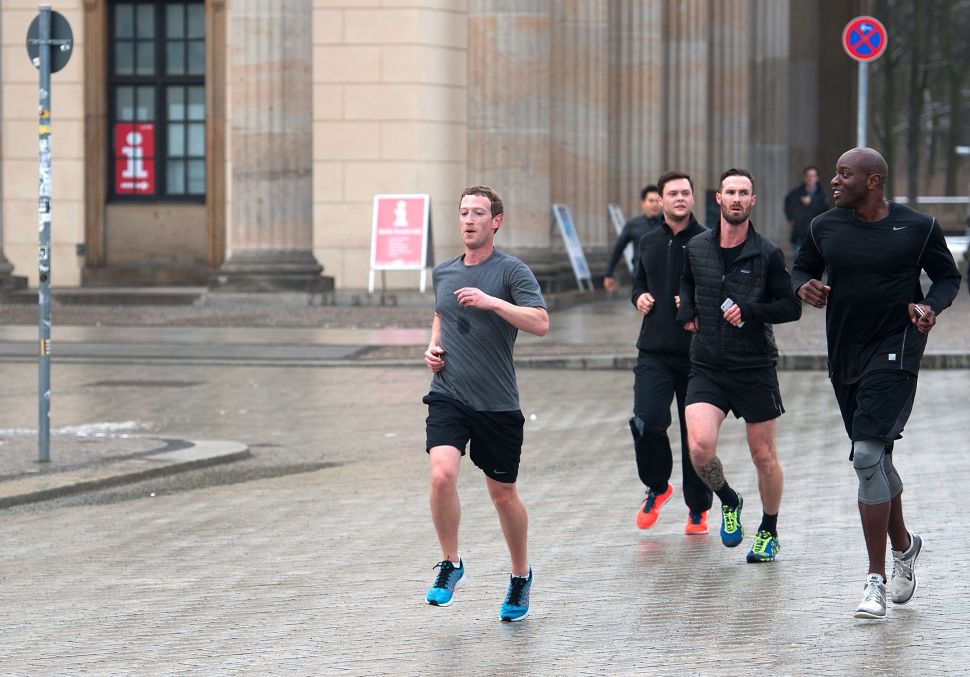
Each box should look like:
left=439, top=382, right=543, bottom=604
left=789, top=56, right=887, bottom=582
left=629, top=171, right=712, bottom=534
left=791, top=147, right=961, bottom=620
left=603, top=185, right=662, bottom=293
left=677, top=168, right=801, bottom=565
left=784, top=166, right=830, bottom=255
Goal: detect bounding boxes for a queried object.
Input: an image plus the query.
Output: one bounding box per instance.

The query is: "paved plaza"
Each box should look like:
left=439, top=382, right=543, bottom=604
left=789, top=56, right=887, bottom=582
left=2, top=352, right=969, bottom=673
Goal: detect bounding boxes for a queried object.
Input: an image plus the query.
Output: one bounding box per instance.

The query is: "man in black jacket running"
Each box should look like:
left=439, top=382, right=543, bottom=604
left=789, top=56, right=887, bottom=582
left=677, top=168, right=801, bottom=564
left=603, top=185, right=662, bottom=293
left=791, top=147, right=960, bottom=620
left=629, top=171, right=713, bottom=534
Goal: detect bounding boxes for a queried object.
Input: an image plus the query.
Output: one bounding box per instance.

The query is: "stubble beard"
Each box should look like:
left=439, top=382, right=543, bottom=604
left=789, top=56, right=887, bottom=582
left=722, top=209, right=750, bottom=226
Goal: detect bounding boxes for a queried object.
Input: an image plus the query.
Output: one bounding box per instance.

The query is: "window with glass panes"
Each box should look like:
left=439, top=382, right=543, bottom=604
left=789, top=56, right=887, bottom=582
left=109, top=1, right=205, bottom=200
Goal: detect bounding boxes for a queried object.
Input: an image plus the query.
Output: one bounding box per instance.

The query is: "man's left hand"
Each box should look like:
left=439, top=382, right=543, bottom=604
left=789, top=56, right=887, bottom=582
left=455, top=287, right=496, bottom=310
left=723, top=303, right=743, bottom=327
left=908, top=303, right=936, bottom=334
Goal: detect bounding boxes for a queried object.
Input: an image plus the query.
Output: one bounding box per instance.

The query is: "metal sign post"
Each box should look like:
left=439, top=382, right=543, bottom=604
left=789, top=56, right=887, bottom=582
left=26, top=5, right=73, bottom=462
left=857, top=61, right=868, bottom=147
left=960, top=146, right=970, bottom=237
left=842, top=16, right=888, bottom=148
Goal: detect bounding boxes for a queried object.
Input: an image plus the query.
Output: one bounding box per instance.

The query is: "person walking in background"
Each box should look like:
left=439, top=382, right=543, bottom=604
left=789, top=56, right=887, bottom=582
left=784, top=166, right=830, bottom=256
left=791, top=147, right=960, bottom=619
left=677, top=169, right=801, bottom=564
left=422, top=186, right=548, bottom=622
left=603, top=185, right=663, bottom=293
left=628, top=171, right=713, bottom=534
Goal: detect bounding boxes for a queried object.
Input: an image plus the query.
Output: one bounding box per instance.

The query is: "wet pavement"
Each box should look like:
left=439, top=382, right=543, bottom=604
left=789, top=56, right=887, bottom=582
left=0, top=289, right=968, bottom=367
left=1, top=291, right=969, bottom=673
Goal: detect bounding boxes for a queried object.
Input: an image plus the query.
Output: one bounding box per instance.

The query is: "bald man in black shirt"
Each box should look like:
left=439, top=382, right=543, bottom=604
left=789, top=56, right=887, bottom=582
left=792, top=147, right=961, bottom=620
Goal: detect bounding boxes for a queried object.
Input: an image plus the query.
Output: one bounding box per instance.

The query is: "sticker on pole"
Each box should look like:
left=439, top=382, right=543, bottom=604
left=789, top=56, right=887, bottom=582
left=842, top=16, right=888, bottom=63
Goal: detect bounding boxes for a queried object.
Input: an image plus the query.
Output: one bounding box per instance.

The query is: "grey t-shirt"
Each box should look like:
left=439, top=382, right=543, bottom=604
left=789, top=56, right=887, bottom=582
left=429, top=249, right=545, bottom=411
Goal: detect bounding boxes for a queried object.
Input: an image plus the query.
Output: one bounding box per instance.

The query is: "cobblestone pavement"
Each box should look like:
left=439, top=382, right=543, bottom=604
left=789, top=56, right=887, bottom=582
left=2, top=364, right=968, bottom=674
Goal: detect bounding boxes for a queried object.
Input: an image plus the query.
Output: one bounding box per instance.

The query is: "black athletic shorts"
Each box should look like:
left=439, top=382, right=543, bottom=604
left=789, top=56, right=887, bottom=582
left=832, top=370, right=917, bottom=443
left=685, top=364, right=784, bottom=423
left=423, top=392, right=525, bottom=484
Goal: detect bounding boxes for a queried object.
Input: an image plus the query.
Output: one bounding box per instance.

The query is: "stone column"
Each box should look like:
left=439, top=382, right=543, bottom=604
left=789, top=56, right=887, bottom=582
left=788, top=0, right=821, bottom=181
left=663, top=0, right=709, bottom=188
left=749, top=0, right=791, bottom=245
left=550, top=2, right=609, bottom=251
left=214, top=0, right=328, bottom=292
left=608, top=0, right=663, bottom=218
left=707, top=0, right=751, bottom=182
left=467, top=1, right=551, bottom=253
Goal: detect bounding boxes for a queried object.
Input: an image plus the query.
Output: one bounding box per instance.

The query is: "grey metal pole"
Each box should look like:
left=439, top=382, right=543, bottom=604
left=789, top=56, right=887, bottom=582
left=857, top=61, right=868, bottom=148
left=37, top=4, right=52, bottom=463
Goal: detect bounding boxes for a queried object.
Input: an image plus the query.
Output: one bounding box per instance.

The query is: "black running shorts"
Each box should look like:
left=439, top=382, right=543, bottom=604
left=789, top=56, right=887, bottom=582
left=685, top=364, right=784, bottom=423
left=832, top=369, right=917, bottom=443
left=423, top=392, right=525, bottom=483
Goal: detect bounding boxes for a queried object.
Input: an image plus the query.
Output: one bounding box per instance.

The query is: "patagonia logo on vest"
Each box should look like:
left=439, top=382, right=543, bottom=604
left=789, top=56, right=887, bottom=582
left=740, top=267, right=752, bottom=274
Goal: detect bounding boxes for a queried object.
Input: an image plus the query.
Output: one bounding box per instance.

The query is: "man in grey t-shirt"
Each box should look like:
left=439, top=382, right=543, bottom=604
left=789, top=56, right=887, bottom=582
left=421, top=185, right=547, bottom=622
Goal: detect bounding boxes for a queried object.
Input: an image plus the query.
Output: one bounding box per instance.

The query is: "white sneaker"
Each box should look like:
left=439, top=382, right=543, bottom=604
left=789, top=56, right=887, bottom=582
left=890, top=531, right=923, bottom=604
left=854, top=574, right=887, bottom=619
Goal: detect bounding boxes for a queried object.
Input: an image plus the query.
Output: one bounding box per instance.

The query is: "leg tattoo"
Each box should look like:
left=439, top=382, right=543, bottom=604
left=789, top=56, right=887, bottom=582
left=695, top=458, right=727, bottom=492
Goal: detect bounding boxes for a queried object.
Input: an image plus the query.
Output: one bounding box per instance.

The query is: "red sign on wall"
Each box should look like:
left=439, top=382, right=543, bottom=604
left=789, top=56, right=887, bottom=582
left=114, top=123, right=155, bottom=194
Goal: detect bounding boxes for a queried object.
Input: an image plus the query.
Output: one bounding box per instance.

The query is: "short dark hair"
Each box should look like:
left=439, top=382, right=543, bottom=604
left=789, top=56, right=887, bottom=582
left=657, top=172, right=693, bottom=195
left=460, top=185, right=503, bottom=217
left=803, top=165, right=819, bottom=175
left=640, top=184, right=660, bottom=201
left=719, top=168, right=755, bottom=193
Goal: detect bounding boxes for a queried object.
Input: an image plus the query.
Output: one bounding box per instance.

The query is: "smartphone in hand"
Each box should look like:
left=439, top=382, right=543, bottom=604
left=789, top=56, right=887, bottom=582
left=721, top=297, right=745, bottom=327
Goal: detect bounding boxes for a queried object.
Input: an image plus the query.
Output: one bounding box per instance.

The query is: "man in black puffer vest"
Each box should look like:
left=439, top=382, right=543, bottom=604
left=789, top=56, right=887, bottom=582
left=677, top=168, right=801, bottom=564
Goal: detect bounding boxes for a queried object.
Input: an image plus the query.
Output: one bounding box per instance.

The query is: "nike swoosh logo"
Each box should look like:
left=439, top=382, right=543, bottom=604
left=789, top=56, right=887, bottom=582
left=865, top=471, right=877, bottom=481
left=892, top=226, right=907, bottom=231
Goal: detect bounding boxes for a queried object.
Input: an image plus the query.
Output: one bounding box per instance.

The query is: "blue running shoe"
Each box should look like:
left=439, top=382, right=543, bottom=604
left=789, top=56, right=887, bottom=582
left=746, top=530, right=780, bottom=562
left=499, top=567, right=533, bottom=622
left=425, top=559, right=465, bottom=607
left=720, top=493, right=744, bottom=548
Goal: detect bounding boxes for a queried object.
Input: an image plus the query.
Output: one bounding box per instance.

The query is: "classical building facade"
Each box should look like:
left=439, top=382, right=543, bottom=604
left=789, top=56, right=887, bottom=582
left=0, top=0, right=864, bottom=291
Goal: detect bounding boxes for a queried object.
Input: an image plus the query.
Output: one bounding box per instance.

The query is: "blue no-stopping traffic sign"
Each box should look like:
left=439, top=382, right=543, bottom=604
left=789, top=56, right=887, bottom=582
left=842, top=16, right=888, bottom=63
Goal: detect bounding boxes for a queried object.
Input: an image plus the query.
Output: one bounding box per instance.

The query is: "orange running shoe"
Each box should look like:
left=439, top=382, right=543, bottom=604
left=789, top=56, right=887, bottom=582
left=636, top=484, right=674, bottom=529
left=684, top=510, right=709, bottom=535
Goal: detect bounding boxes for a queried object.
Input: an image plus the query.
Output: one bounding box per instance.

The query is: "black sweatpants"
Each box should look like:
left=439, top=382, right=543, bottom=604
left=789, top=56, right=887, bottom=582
left=631, top=351, right=713, bottom=513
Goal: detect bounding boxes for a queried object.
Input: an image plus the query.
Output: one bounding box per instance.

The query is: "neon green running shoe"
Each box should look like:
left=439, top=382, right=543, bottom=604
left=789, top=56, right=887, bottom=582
left=746, top=530, right=781, bottom=563
left=720, top=493, right=744, bottom=547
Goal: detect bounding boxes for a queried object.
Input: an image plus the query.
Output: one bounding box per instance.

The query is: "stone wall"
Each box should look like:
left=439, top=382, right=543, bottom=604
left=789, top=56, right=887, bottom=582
left=312, top=1, right=468, bottom=290
left=1, top=0, right=86, bottom=287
